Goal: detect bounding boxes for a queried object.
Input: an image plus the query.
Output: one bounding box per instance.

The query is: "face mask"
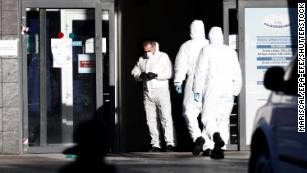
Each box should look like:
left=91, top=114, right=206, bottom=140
left=146, top=52, right=154, bottom=57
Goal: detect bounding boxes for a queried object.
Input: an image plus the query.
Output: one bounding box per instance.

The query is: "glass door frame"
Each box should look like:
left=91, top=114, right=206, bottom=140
left=21, top=0, right=115, bottom=153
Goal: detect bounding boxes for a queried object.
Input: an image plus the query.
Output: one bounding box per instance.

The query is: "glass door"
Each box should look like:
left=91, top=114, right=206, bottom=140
left=22, top=0, right=116, bottom=153
left=60, top=9, right=97, bottom=143
left=25, top=8, right=97, bottom=147
left=22, top=5, right=105, bottom=153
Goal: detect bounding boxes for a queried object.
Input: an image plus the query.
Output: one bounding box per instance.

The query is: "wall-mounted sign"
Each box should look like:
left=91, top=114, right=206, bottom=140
left=244, top=8, right=296, bottom=145
left=229, top=34, right=237, bottom=50
left=0, top=40, right=18, bottom=56
left=85, top=38, right=107, bottom=53
left=78, top=54, right=95, bottom=74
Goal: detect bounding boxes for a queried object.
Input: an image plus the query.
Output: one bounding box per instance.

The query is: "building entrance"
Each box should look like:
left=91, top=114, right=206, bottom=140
left=22, top=1, right=116, bottom=153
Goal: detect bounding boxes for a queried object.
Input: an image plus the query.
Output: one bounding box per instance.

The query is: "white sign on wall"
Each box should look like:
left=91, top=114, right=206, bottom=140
left=0, top=40, right=18, bottom=56
left=229, top=34, right=238, bottom=50
left=85, top=38, right=107, bottom=54
left=244, top=8, right=296, bottom=145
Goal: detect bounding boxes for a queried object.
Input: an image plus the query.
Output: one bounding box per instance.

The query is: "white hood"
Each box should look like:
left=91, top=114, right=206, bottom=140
left=154, top=41, right=160, bottom=52
left=209, top=27, right=224, bottom=45
left=190, top=20, right=205, bottom=40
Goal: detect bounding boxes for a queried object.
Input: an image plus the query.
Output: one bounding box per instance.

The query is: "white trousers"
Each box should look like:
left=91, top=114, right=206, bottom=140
left=144, top=87, right=176, bottom=148
left=182, top=76, right=214, bottom=150
left=202, top=89, right=234, bottom=150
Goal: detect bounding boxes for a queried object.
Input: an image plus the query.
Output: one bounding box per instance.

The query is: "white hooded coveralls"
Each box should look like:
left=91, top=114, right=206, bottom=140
left=193, top=27, right=242, bottom=149
left=174, top=20, right=213, bottom=150
left=131, top=49, right=176, bottom=148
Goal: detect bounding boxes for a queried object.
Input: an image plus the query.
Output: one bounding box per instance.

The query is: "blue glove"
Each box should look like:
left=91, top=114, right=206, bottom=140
left=194, top=93, right=200, bottom=102
left=175, top=85, right=182, bottom=94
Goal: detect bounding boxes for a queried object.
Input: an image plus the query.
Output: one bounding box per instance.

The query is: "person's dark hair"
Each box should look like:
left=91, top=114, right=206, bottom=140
left=143, top=40, right=156, bottom=47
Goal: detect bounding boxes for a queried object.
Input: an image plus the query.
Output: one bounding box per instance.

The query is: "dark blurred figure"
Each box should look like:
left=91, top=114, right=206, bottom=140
left=59, top=107, right=116, bottom=173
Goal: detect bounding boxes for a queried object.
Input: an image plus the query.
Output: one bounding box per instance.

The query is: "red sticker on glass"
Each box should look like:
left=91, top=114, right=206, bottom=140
left=57, top=32, right=64, bottom=38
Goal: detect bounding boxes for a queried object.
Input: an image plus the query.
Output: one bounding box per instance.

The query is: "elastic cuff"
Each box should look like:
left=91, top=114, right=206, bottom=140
left=174, top=82, right=182, bottom=85
left=152, top=146, right=161, bottom=149
left=152, top=144, right=161, bottom=148
left=193, top=89, right=201, bottom=95
left=166, top=143, right=176, bottom=147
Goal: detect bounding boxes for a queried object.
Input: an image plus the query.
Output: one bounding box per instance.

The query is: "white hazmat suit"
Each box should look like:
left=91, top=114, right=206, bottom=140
left=174, top=20, right=213, bottom=151
left=131, top=47, right=176, bottom=149
left=193, top=27, right=242, bottom=149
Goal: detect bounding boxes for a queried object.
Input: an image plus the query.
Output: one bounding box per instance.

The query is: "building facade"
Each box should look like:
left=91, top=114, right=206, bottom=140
left=0, top=0, right=296, bottom=154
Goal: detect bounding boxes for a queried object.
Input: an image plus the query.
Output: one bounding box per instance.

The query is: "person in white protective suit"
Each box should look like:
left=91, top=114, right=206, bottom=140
left=174, top=20, right=214, bottom=156
left=131, top=41, right=176, bottom=152
left=193, top=27, right=242, bottom=159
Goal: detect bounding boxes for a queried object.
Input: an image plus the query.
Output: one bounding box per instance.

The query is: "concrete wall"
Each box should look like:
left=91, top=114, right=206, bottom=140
left=0, top=0, right=22, bottom=154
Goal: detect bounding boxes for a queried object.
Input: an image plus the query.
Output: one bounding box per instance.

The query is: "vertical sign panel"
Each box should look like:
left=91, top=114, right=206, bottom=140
left=244, top=8, right=297, bottom=145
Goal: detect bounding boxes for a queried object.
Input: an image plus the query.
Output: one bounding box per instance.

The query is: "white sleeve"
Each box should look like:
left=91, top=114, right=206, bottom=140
left=193, top=48, right=210, bottom=94
left=174, top=44, right=188, bottom=85
left=156, top=53, right=173, bottom=81
left=131, top=58, right=143, bottom=81
left=231, top=50, right=242, bottom=96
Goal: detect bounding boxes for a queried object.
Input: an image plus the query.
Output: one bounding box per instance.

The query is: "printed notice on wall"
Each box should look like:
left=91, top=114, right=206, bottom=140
left=51, top=39, right=72, bottom=68
left=244, top=8, right=297, bottom=145
left=229, top=34, right=238, bottom=50
left=0, top=40, right=18, bottom=56
left=85, top=38, right=107, bottom=54
left=78, top=54, right=96, bottom=74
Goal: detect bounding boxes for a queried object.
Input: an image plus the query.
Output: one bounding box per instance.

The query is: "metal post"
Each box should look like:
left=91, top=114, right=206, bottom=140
left=39, top=9, right=47, bottom=146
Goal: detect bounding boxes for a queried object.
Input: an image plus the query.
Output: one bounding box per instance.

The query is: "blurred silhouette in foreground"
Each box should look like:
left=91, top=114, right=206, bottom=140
left=59, top=107, right=116, bottom=173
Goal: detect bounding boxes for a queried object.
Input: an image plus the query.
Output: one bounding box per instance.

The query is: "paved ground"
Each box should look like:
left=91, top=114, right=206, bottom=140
left=0, top=151, right=249, bottom=173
